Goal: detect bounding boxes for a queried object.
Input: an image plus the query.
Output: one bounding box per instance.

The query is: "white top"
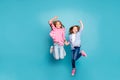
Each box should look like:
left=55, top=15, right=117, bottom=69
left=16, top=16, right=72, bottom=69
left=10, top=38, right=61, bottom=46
left=71, top=34, right=76, bottom=43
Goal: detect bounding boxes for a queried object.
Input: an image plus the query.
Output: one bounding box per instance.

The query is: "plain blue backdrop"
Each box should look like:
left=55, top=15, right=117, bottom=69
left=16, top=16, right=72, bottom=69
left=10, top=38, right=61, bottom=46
left=0, top=0, right=120, bottom=80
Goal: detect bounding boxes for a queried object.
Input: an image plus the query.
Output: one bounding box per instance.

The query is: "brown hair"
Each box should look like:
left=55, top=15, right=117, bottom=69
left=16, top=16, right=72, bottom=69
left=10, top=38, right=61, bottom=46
left=69, top=25, right=80, bottom=34
left=53, top=20, right=64, bottom=28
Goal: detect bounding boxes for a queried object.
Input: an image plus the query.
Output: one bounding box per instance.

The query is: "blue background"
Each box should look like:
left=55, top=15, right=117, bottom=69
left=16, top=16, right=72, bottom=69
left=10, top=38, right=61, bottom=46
left=0, top=0, right=120, bottom=80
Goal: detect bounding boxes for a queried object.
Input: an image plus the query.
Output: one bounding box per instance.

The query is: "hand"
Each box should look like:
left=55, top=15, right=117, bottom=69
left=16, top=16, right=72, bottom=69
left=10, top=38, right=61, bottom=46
left=54, top=16, right=58, bottom=19
left=49, top=16, right=58, bottom=23
left=53, top=16, right=58, bottom=20
left=79, top=20, right=83, bottom=24
left=64, top=41, right=70, bottom=46
left=66, top=42, right=70, bottom=45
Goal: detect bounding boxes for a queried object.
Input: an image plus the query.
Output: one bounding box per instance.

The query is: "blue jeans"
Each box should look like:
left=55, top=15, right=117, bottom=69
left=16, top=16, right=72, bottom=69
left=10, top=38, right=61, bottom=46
left=53, top=43, right=66, bottom=60
left=72, top=46, right=82, bottom=68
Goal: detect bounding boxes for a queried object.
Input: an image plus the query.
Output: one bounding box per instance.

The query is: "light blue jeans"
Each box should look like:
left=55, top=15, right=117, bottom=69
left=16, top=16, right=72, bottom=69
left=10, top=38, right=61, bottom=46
left=53, top=43, right=66, bottom=60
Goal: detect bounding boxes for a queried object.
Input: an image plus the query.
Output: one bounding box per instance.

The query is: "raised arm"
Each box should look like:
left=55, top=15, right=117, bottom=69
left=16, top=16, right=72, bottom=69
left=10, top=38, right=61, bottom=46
left=48, top=16, right=58, bottom=29
left=79, top=20, right=84, bottom=31
left=49, top=16, right=58, bottom=24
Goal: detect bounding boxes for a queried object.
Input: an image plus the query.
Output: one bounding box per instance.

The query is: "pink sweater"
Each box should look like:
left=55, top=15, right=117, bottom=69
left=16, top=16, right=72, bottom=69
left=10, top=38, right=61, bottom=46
left=49, top=21, right=65, bottom=46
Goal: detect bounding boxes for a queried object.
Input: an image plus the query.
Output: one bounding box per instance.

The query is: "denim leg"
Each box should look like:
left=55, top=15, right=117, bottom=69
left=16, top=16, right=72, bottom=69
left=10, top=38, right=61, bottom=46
left=74, top=47, right=82, bottom=61
left=72, top=59, right=75, bottom=68
left=72, top=50, right=76, bottom=68
left=53, top=43, right=59, bottom=60
left=76, top=53, right=82, bottom=61
left=59, top=46, right=65, bottom=59
left=71, top=47, right=82, bottom=68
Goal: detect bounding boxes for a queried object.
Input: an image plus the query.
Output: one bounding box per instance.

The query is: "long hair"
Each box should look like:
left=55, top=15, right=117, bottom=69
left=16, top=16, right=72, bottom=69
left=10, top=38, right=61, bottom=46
left=69, top=25, right=80, bottom=34
left=53, top=20, right=65, bottom=28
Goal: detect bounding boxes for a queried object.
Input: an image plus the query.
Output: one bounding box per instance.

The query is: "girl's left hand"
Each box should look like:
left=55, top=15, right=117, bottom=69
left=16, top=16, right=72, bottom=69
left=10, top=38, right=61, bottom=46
left=64, top=41, right=70, bottom=45
left=79, top=20, right=83, bottom=24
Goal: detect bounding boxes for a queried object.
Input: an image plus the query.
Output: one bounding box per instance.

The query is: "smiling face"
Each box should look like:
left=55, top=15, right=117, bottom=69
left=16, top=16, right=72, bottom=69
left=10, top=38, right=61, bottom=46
left=55, top=22, right=62, bottom=29
left=72, top=26, right=78, bottom=33
left=69, top=25, right=80, bottom=34
left=53, top=21, right=62, bottom=29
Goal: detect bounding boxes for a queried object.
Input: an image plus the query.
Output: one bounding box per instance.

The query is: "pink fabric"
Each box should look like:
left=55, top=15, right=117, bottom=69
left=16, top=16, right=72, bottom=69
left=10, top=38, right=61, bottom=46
left=49, top=21, right=65, bottom=46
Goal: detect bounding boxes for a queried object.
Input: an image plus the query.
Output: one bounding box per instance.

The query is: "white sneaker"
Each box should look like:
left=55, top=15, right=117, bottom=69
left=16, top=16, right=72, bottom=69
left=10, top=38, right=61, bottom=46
left=50, top=46, right=54, bottom=54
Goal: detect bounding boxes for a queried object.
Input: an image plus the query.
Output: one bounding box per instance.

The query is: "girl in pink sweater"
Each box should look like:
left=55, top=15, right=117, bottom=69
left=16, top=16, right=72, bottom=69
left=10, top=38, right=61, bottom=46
left=49, top=16, right=68, bottom=60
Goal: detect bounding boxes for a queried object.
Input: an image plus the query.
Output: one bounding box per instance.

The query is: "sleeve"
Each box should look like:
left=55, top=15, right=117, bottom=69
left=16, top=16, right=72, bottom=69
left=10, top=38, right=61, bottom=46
left=50, top=31, right=55, bottom=39
left=62, top=28, right=66, bottom=41
left=48, top=20, right=56, bottom=30
left=78, top=28, right=83, bottom=35
left=69, top=35, right=72, bottom=43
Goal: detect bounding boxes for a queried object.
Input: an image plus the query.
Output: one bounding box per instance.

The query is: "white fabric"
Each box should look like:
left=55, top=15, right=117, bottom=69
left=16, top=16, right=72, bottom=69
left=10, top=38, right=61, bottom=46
left=71, top=34, right=76, bottom=43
